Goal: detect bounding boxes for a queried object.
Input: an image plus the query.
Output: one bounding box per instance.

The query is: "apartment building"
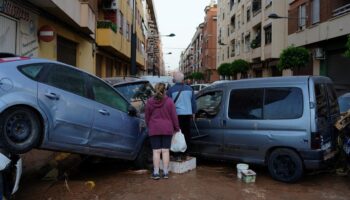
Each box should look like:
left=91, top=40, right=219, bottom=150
left=0, top=0, right=97, bottom=73
left=217, top=0, right=288, bottom=78
left=179, top=1, right=219, bottom=83
left=96, top=0, right=146, bottom=77
left=288, top=0, right=350, bottom=94
left=145, top=0, right=164, bottom=76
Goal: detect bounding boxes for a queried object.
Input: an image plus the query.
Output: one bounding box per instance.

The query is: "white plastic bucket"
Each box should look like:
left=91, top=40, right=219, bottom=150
left=236, top=163, right=249, bottom=179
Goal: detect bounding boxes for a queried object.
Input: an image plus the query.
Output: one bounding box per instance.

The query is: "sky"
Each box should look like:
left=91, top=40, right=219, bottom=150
left=153, top=0, right=214, bottom=71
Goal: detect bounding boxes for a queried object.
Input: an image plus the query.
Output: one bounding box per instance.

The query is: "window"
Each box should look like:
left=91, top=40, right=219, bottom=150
left=264, top=25, right=272, bottom=45
left=315, top=84, right=327, bottom=118
left=264, top=88, right=303, bottom=119
left=196, top=91, right=223, bottom=118
left=298, top=4, right=306, bottom=30
left=18, top=64, right=45, bottom=80
left=119, top=11, right=124, bottom=34
left=311, top=0, right=320, bottom=24
left=246, top=7, right=251, bottom=22
left=244, top=34, right=250, bottom=52
left=89, top=76, right=128, bottom=112
left=44, top=64, right=87, bottom=97
left=229, top=87, right=303, bottom=120
left=229, top=89, right=263, bottom=119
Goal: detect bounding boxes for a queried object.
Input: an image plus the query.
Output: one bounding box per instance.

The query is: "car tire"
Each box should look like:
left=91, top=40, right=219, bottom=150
left=267, top=148, right=304, bottom=183
left=0, top=107, right=41, bottom=154
left=134, top=140, right=153, bottom=170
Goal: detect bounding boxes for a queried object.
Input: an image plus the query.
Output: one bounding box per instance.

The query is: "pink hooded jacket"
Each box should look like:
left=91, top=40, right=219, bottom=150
left=145, top=96, right=180, bottom=136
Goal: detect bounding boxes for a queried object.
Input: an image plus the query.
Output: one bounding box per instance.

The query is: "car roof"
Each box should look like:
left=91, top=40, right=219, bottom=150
left=205, top=76, right=330, bottom=90
left=104, top=77, right=151, bottom=87
left=339, top=92, right=350, bottom=98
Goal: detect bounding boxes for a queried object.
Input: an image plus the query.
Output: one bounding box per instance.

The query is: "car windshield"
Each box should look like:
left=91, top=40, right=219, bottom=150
left=113, top=82, right=154, bottom=113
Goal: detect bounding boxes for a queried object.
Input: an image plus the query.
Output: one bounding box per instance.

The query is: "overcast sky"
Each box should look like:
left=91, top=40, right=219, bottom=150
left=153, top=0, right=213, bottom=71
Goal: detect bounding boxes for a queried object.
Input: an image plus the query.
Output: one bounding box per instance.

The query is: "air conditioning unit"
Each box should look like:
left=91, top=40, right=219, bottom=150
left=314, top=48, right=325, bottom=60
left=103, top=0, right=118, bottom=10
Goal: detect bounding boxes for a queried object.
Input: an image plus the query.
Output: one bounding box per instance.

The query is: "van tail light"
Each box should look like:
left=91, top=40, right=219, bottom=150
left=311, top=132, right=323, bottom=149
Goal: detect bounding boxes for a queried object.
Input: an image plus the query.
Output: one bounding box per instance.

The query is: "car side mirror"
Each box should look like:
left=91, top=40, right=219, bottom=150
left=128, top=105, right=137, bottom=117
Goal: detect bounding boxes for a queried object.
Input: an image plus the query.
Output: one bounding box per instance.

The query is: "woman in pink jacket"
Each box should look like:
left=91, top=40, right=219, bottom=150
left=145, top=83, right=180, bottom=180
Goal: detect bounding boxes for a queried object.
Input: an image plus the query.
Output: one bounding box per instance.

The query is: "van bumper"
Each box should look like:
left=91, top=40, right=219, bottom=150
left=299, top=149, right=337, bottom=169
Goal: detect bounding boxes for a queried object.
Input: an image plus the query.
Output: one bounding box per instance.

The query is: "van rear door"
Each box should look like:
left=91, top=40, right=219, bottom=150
left=312, top=79, right=339, bottom=151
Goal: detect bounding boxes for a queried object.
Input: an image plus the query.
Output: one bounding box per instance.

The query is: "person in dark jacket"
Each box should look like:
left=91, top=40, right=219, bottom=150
left=167, top=71, right=197, bottom=160
left=145, top=82, right=180, bottom=180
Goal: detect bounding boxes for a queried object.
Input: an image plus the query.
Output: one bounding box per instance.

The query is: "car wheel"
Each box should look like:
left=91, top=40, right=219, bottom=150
left=134, top=140, right=153, bottom=170
left=267, top=148, right=303, bottom=183
left=0, top=108, right=41, bottom=154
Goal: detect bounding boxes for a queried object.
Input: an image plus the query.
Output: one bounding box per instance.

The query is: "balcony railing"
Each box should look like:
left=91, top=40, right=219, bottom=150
left=333, top=3, right=350, bottom=17
left=97, top=20, right=117, bottom=33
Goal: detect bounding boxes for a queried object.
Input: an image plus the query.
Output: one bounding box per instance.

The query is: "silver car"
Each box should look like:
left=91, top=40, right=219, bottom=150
left=0, top=57, right=150, bottom=167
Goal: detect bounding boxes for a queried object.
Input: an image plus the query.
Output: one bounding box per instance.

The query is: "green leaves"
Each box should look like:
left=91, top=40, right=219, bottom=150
left=231, top=59, right=249, bottom=74
left=278, top=46, right=309, bottom=71
left=218, top=63, right=232, bottom=76
left=191, top=72, right=204, bottom=80
left=218, top=60, right=250, bottom=77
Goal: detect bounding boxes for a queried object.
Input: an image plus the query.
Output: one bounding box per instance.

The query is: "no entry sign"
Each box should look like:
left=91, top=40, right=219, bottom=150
left=38, top=25, right=55, bottom=42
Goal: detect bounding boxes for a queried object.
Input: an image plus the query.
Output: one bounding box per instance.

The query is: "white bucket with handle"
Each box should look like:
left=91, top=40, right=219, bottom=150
left=236, top=163, right=249, bottom=179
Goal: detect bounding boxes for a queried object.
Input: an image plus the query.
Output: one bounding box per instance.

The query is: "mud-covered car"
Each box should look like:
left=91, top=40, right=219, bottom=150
left=0, top=56, right=150, bottom=168
left=104, top=77, right=154, bottom=113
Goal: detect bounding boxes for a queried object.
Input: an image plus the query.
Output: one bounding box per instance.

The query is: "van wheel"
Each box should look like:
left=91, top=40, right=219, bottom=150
left=0, top=108, right=41, bottom=154
left=267, top=148, right=303, bottom=183
left=134, top=140, right=153, bottom=170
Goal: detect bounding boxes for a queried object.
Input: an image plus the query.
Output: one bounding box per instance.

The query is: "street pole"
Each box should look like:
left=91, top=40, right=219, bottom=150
left=130, top=0, right=137, bottom=76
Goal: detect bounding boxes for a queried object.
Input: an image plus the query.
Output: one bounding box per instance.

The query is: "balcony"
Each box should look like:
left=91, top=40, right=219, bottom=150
left=26, top=0, right=96, bottom=35
left=96, top=22, right=123, bottom=53
left=333, top=3, right=350, bottom=17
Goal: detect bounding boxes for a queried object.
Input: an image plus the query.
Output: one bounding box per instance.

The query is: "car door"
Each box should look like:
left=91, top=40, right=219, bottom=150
left=37, top=64, right=94, bottom=147
left=88, top=75, right=142, bottom=158
left=191, top=90, right=224, bottom=157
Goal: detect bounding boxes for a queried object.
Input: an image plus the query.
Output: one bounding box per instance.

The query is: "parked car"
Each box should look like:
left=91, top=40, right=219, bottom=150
left=0, top=56, right=150, bottom=168
left=338, top=92, right=350, bottom=114
left=190, top=76, right=339, bottom=182
left=105, top=77, right=154, bottom=113
left=191, top=84, right=209, bottom=94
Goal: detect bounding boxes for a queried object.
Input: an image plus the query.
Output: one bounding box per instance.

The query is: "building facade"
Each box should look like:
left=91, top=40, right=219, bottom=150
left=217, top=0, right=288, bottom=78
left=288, top=0, right=350, bottom=94
left=179, top=1, right=219, bottom=83
left=0, top=0, right=97, bottom=73
left=96, top=0, right=147, bottom=77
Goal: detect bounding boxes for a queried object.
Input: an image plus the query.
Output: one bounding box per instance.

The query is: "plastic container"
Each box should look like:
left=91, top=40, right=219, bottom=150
left=236, top=163, right=249, bottom=179
left=241, top=169, right=256, bottom=183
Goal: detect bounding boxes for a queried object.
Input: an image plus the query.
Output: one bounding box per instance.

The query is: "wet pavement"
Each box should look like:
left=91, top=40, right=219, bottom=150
left=14, top=157, right=350, bottom=200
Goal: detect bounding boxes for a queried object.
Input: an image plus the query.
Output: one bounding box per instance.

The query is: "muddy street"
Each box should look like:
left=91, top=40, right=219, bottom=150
left=13, top=156, right=349, bottom=200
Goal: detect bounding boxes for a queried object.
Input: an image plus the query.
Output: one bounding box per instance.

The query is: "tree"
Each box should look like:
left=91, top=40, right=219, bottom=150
left=277, top=46, right=310, bottom=71
left=191, top=72, right=204, bottom=80
left=217, top=63, right=232, bottom=77
left=230, top=59, right=250, bottom=78
left=345, top=35, right=350, bottom=58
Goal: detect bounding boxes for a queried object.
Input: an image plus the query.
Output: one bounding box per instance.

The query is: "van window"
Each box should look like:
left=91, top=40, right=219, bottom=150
left=264, top=88, right=303, bottom=119
left=229, top=87, right=303, bottom=120
left=326, top=84, right=339, bottom=115
left=315, top=84, right=328, bottom=118
left=196, top=91, right=223, bottom=118
left=229, top=89, right=263, bottom=119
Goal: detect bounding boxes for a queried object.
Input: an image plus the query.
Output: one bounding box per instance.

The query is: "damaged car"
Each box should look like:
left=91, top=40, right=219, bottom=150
left=0, top=56, right=150, bottom=168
